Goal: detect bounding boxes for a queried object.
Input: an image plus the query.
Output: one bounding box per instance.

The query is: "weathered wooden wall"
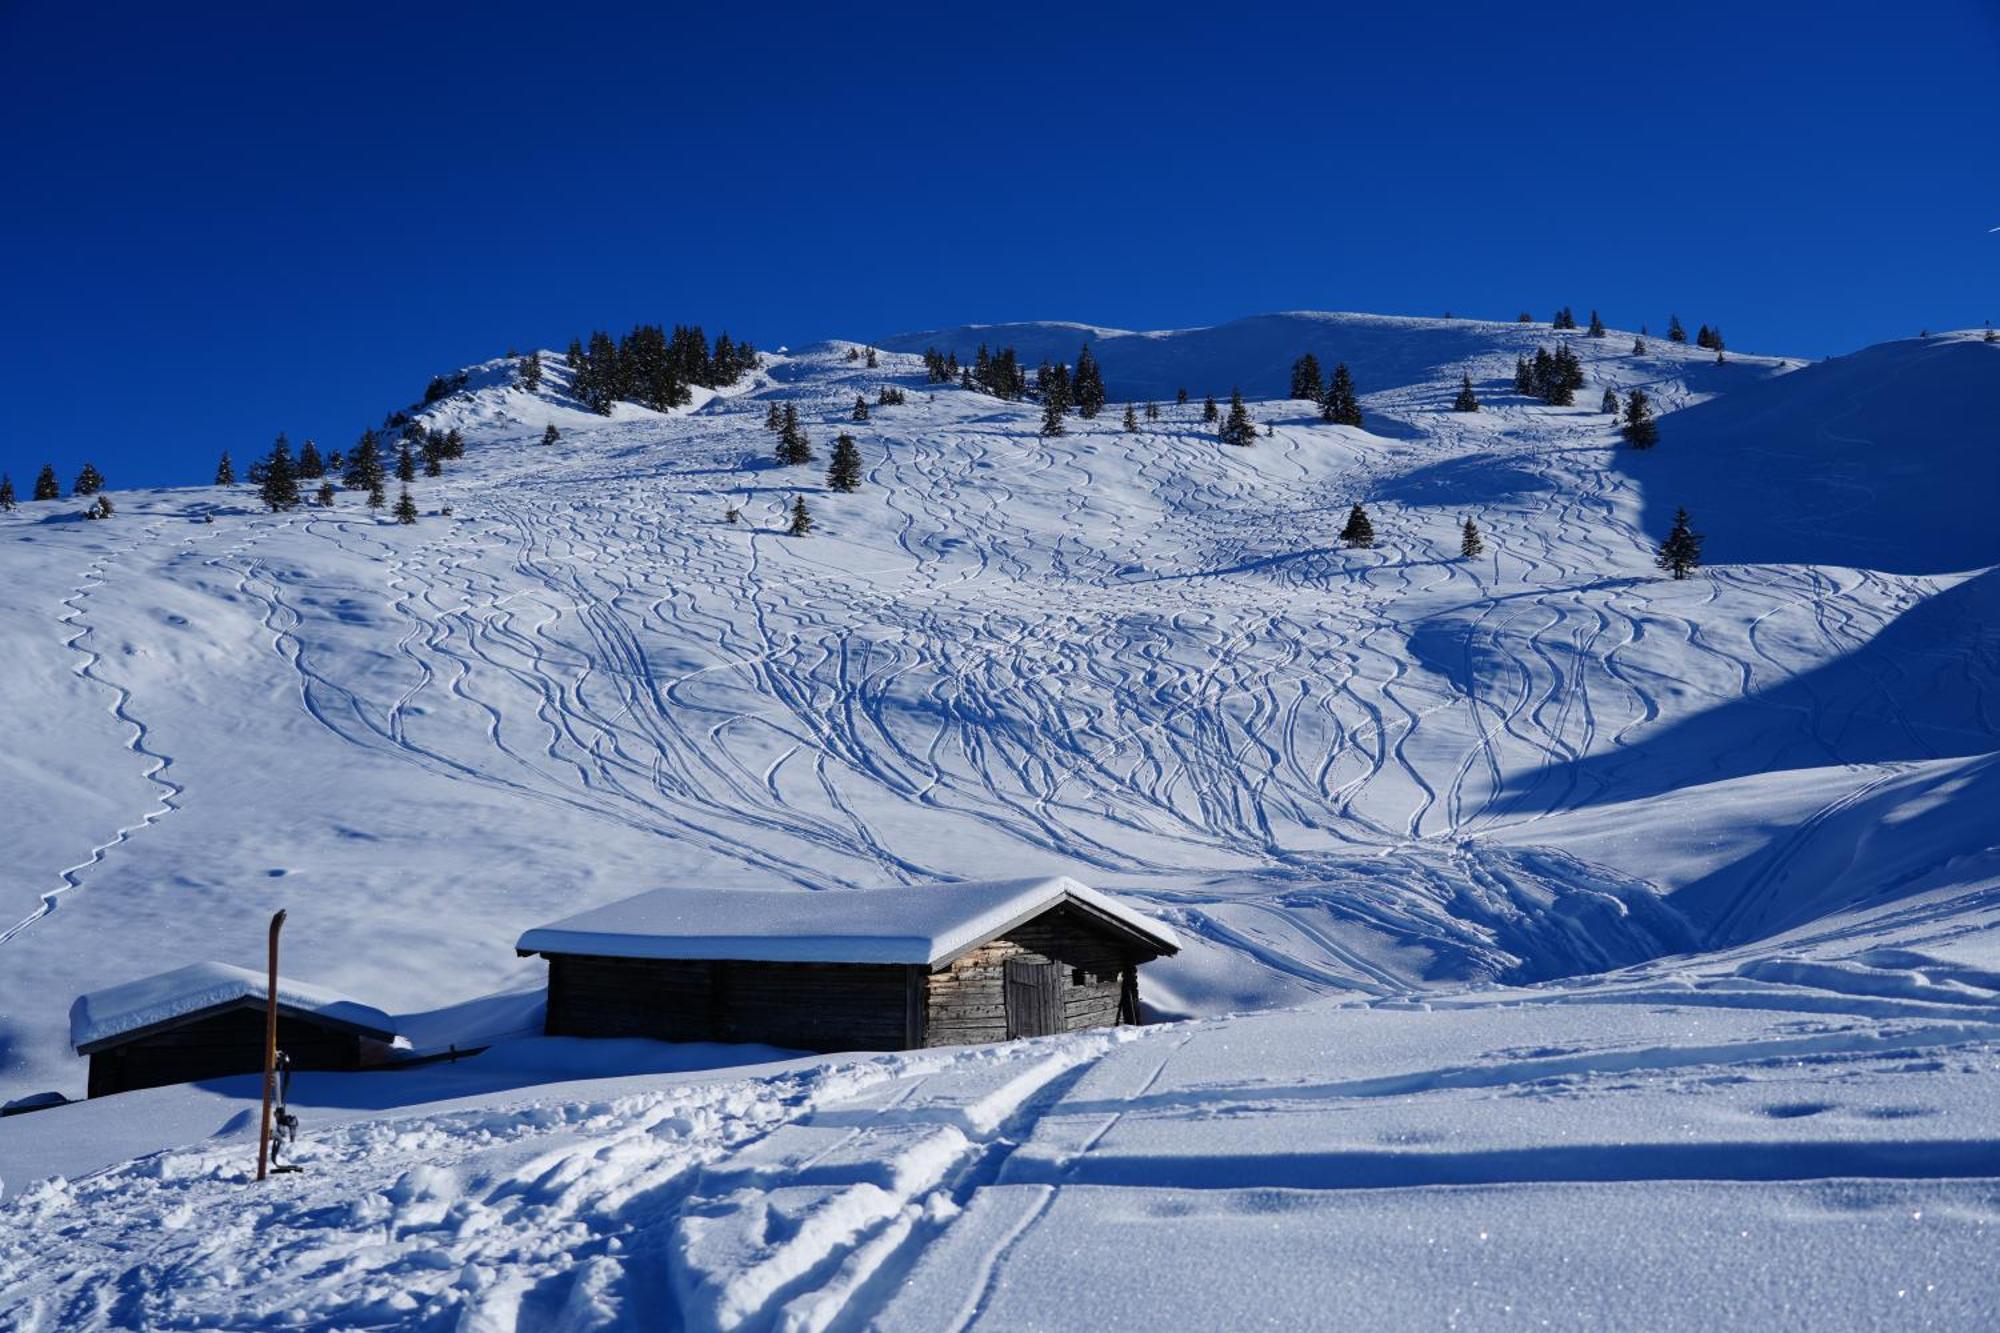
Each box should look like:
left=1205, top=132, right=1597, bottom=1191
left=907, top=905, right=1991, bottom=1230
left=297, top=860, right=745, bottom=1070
left=923, top=906, right=1139, bottom=1047
left=86, top=1006, right=366, bottom=1098
left=545, top=954, right=915, bottom=1051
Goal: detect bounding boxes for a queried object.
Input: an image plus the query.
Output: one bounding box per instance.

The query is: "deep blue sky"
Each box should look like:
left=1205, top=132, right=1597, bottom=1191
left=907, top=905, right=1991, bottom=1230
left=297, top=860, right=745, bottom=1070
left=4, top=2, right=1995, bottom=488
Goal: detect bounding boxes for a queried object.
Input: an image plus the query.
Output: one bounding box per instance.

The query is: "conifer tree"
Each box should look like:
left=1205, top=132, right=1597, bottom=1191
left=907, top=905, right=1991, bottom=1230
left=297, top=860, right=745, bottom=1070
left=764, top=402, right=783, bottom=432
left=777, top=404, right=813, bottom=464
left=74, top=462, right=105, bottom=496
left=1453, top=374, right=1480, bottom=412
left=1985, top=322, right=1996, bottom=343
left=853, top=394, right=870, bottom=422
left=33, top=465, right=59, bottom=501
left=426, top=449, right=443, bottom=477
left=1040, top=389, right=1068, bottom=437
left=367, top=478, right=386, bottom=511
left=398, top=441, right=417, bottom=483
left=1321, top=363, right=1363, bottom=426
left=865, top=346, right=878, bottom=369
left=1176, top=387, right=1189, bottom=405
left=543, top=423, right=560, bottom=446
left=1587, top=310, right=1606, bottom=337
left=1219, top=388, right=1256, bottom=446
left=827, top=433, right=862, bottom=492
left=394, top=486, right=419, bottom=524
left=1072, top=344, right=1107, bottom=418
left=1633, top=336, right=1648, bottom=355
left=1601, top=387, right=1621, bottom=414
left=344, top=430, right=385, bottom=491
left=1201, top=394, right=1218, bottom=423
left=316, top=480, right=336, bottom=507
left=0, top=474, right=13, bottom=510
left=788, top=495, right=813, bottom=536
left=1518, top=312, right=1534, bottom=323
left=1695, top=324, right=1714, bottom=350
left=1340, top=503, right=1376, bottom=549
left=297, top=440, right=324, bottom=478
left=1514, top=357, right=1535, bottom=395
left=1145, top=402, right=1160, bottom=421
left=260, top=435, right=300, bottom=511
left=1667, top=314, right=1687, bottom=344
left=1123, top=403, right=1139, bottom=432
left=215, top=452, right=236, bottom=486
left=1289, top=353, right=1324, bottom=402
left=1460, top=516, right=1484, bottom=558
left=519, top=349, right=542, bottom=390
left=1553, top=306, right=1577, bottom=331
left=1622, top=388, right=1659, bottom=448
left=1656, top=507, right=1703, bottom=579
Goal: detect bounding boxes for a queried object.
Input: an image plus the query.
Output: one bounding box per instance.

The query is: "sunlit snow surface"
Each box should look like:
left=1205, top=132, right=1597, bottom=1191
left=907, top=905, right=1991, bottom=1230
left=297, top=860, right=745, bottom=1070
left=1, top=316, right=1996, bottom=1328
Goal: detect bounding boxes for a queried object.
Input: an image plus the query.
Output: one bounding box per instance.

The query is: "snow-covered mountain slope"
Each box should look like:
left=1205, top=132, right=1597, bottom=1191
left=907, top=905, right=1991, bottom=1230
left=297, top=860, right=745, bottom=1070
left=2, top=316, right=1997, bottom=1329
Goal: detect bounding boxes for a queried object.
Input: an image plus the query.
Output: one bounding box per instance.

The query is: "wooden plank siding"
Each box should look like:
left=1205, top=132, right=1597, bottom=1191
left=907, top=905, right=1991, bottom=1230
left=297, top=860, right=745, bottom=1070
left=923, top=905, right=1142, bottom=1048
left=86, top=1005, right=370, bottom=1099
left=539, top=902, right=1165, bottom=1052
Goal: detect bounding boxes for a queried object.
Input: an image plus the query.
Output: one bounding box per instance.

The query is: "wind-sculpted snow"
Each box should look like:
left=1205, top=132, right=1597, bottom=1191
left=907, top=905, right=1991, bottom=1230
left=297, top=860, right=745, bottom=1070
left=1, top=315, right=1998, bottom=1325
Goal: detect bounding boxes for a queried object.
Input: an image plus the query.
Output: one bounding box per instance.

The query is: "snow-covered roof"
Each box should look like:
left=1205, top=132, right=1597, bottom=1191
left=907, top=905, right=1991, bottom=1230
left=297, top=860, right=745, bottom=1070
left=515, top=875, right=1180, bottom=967
left=70, top=962, right=398, bottom=1053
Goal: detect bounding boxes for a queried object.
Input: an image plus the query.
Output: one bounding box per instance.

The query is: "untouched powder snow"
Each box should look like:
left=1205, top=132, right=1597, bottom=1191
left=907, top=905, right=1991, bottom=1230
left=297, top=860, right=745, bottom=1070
left=515, top=875, right=1178, bottom=964
left=0, top=313, right=1996, bottom=1328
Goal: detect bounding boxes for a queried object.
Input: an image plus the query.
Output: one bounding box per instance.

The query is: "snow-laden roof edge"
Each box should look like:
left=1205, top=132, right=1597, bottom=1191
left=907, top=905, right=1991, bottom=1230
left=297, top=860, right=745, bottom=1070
left=516, top=876, right=1179, bottom=967
left=70, top=962, right=399, bottom=1052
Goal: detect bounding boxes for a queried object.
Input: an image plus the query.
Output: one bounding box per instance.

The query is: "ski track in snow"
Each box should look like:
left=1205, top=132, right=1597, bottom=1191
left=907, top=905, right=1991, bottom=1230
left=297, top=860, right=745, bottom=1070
left=4, top=326, right=1999, bottom=1328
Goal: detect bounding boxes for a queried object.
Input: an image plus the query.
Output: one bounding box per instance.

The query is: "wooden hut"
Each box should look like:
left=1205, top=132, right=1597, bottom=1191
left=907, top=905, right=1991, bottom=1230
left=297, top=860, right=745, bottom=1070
left=71, top=962, right=402, bottom=1098
left=515, top=876, right=1179, bottom=1051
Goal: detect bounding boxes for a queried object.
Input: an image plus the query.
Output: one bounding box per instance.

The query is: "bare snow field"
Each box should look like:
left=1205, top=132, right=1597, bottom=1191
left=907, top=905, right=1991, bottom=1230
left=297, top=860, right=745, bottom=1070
left=1, top=312, right=1996, bottom=1328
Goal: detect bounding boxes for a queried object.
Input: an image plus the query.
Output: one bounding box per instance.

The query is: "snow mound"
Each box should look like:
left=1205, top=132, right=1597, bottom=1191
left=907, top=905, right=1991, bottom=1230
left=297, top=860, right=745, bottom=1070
left=516, top=876, right=1178, bottom=965
left=70, top=962, right=397, bottom=1051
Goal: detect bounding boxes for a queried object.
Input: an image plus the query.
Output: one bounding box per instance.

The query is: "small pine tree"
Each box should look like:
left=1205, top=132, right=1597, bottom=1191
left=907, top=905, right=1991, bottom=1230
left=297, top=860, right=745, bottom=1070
left=1601, top=388, right=1621, bottom=414
left=1145, top=402, right=1160, bottom=421
left=1667, top=314, right=1687, bottom=344
left=764, top=402, right=783, bottom=432
left=1040, top=391, right=1068, bottom=437
left=0, top=474, right=13, bottom=510
left=1587, top=310, right=1606, bottom=337
left=777, top=404, right=813, bottom=465
left=1219, top=388, right=1256, bottom=446
left=1655, top=506, right=1704, bottom=579
left=1460, top=516, right=1484, bottom=558
left=316, top=480, right=336, bottom=507
left=215, top=451, right=236, bottom=486
left=1622, top=389, right=1659, bottom=448
left=1340, top=503, right=1376, bottom=549
left=1985, top=322, right=1997, bottom=344
left=74, top=462, right=105, bottom=496
left=394, top=486, right=419, bottom=524
left=1514, top=357, right=1535, bottom=394
left=297, top=439, right=324, bottom=478
left=1123, top=403, right=1139, bottom=432
left=367, top=478, right=386, bottom=511
left=34, top=464, right=59, bottom=501
left=1632, top=336, right=1648, bottom=355
left=260, top=435, right=301, bottom=511
left=397, top=441, right=417, bottom=483
left=1201, top=394, right=1218, bottom=423
left=344, top=430, right=385, bottom=491
left=1289, top=352, right=1324, bottom=402
left=1453, top=374, right=1480, bottom=412
left=1072, top=344, right=1107, bottom=418
left=1176, top=387, right=1189, bottom=405
left=1517, top=312, right=1534, bottom=323
left=865, top=346, right=878, bottom=369
left=426, top=449, right=443, bottom=477
left=788, top=495, right=813, bottom=536
left=853, top=394, right=870, bottom=422
left=1321, top=363, right=1363, bottom=427
left=542, top=423, right=560, bottom=446
left=519, top=349, right=543, bottom=390
left=827, top=433, right=862, bottom=492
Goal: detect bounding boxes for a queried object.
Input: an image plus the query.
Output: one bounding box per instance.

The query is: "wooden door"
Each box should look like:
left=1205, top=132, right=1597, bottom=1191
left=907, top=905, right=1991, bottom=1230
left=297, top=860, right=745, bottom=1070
left=1004, top=959, right=1064, bottom=1039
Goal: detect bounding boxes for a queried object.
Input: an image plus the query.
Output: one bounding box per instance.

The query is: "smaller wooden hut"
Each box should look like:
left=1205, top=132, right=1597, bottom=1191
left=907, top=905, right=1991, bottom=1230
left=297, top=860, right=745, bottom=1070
left=516, top=875, right=1179, bottom=1051
left=71, top=962, right=402, bottom=1098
